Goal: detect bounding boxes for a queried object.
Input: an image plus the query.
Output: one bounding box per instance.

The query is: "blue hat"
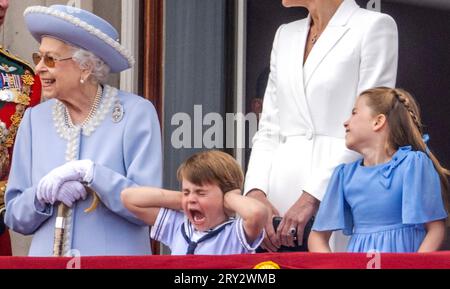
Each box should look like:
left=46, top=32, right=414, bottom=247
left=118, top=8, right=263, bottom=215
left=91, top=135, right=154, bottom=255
left=24, top=5, right=134, bottom=73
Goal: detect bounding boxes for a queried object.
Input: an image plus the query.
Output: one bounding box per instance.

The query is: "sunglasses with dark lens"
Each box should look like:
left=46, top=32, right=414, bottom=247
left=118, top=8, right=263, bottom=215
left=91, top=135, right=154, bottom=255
left=32, top=53, right=73, bottom=68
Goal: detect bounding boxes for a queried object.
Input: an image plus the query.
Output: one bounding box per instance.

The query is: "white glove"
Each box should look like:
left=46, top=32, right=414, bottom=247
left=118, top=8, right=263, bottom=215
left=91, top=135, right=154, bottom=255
left=37, top=160, right=94, bottom=204
left=54, top=181, right=88, bottom=207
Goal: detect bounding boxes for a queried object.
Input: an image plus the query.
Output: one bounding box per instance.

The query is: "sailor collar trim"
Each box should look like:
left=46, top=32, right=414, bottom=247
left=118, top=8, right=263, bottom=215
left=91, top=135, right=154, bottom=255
left=183, top=216, right=235, bottom=239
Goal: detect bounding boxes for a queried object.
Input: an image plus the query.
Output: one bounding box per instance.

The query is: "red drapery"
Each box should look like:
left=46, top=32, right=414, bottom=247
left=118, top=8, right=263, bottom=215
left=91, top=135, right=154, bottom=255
left=0, top=233, right=11, bottom=257
left=0, top=252, right=449, bottom=269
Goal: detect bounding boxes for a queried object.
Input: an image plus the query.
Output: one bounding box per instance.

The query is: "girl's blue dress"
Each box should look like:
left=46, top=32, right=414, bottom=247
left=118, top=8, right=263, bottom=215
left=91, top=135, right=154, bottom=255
left=312, top=146, right=448, bottom=252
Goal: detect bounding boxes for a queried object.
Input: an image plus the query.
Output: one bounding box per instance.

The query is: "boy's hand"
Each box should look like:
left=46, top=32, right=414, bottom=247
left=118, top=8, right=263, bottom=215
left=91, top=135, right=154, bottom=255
left=223, top=189, right=241, bottom=217
left=247, top=189, right=281, bottom=252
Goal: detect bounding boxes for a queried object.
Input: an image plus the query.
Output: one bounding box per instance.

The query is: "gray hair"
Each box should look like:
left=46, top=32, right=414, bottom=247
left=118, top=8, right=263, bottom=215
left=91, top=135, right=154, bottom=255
left=71, top=47, right=111, bottom=84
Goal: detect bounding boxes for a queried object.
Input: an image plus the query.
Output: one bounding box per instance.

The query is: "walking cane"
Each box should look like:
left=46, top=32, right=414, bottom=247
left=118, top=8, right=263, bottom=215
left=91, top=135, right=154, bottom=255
left=53, top=203, right=69, bottom=257
left=52, top=186, right=100, bottom=256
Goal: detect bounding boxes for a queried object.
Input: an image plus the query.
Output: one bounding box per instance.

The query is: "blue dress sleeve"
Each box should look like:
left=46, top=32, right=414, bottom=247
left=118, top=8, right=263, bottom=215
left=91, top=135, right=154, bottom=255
left=402, top=151, right=448, bottom=224
left=89, top=99, right=162, bottom=226
left=312, top=164, right=353, bottom=236
left=5, top=108, right=54, bottom=235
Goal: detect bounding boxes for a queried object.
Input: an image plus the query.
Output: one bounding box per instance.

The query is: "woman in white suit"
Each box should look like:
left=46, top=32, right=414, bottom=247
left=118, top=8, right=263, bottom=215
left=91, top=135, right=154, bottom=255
left=245, top=0, right=398, bottom=252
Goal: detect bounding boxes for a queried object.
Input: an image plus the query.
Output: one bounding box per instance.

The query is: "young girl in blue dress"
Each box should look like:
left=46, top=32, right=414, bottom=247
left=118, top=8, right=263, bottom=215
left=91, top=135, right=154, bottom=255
left=309, top=87, right=449, bottom=253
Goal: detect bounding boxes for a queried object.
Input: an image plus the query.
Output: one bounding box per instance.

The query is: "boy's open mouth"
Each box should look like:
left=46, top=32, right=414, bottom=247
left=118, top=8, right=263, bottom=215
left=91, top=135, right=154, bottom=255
left=189, top=209, right=206, bottom=224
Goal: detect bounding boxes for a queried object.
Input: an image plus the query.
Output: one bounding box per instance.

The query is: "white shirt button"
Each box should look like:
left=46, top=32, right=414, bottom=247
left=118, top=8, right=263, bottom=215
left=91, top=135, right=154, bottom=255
left=306, top=130, right=314, bottom=140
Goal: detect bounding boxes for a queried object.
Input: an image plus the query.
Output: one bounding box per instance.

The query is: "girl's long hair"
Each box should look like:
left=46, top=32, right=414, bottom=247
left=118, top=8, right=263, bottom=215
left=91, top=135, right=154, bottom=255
left=361, top=87, right=449, bottom=207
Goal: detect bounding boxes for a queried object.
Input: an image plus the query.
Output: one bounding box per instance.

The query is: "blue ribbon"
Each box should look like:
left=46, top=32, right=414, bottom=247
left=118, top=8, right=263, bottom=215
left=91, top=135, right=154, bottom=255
left=422, top=134, right=430, bottom=154
left=379, top=146, right=411, bottom=189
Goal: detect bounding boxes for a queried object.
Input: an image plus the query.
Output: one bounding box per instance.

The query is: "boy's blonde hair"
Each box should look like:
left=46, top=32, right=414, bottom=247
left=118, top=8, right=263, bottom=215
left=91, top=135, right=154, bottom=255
left=177, top=150, right=244, bottom=193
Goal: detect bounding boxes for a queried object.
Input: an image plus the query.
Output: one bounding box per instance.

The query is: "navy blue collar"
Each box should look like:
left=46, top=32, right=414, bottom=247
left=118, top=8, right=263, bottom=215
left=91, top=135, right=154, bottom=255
left=181, top=220, right=234, bottom=255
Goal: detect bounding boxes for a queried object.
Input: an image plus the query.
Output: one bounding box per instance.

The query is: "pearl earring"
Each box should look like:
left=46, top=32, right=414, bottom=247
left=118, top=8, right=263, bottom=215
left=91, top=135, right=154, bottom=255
left=80, top=78, right=85, bottom=84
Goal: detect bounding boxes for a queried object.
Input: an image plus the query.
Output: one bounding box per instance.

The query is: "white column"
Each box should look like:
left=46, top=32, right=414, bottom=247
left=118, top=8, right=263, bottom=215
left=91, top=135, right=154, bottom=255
left=234, top=0, right=247, bottom=167
left=119, top=0, right=140, bottom=94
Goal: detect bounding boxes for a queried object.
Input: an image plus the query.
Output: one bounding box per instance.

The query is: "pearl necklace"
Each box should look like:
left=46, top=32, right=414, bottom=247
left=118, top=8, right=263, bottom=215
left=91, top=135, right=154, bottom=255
left=64, top=85, right=103, bottom=129
left=53, top=85, right=118, bottom=141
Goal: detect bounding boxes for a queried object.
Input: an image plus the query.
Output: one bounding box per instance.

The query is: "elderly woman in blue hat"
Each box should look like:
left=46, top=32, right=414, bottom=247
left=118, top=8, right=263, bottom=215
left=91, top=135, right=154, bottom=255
left=4, top=5, right=162, bottom=256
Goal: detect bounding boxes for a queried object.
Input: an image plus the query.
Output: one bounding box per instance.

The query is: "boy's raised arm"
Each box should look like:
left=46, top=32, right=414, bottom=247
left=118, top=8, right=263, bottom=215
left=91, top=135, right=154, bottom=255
left=224, top=190, right=268, bottom=244
left=121, top=187, right=182, bottom=225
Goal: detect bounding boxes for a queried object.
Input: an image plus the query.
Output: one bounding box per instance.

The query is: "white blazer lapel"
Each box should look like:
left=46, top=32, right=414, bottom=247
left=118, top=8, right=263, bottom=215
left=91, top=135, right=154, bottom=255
left=303, top=0, right=359, bottom=87
left=303, top=26, right=349, bottom=87
left=288, top=20, right=310, bottom=119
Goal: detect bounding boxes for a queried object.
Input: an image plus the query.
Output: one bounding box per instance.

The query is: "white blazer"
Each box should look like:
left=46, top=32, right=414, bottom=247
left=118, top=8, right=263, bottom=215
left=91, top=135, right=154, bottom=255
left=245, top=0, right=398, bottom=215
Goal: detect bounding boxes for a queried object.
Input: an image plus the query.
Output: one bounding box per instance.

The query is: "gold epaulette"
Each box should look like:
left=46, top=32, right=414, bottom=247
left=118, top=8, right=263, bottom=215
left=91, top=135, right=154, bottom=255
left=0, top=180, right=7, bottom=208
left=0, top=45, right=36, bottom=74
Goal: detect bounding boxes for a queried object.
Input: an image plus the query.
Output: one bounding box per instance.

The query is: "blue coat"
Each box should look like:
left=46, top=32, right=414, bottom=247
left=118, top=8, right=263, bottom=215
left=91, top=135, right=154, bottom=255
left=5, top=88, right=162, bottom=256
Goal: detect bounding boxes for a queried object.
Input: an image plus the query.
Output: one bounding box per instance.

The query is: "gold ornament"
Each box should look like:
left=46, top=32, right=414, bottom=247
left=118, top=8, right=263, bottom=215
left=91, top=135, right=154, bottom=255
left=4, top=104, right=25, bottom=148
left=253, top=261, right=281, bottom=269
left=22, top=71, right=35, bottom=86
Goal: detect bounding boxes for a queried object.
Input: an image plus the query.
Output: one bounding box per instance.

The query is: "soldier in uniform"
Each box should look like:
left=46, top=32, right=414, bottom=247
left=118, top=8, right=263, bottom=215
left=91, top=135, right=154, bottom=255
left=0, top=0, right=41, bottom=255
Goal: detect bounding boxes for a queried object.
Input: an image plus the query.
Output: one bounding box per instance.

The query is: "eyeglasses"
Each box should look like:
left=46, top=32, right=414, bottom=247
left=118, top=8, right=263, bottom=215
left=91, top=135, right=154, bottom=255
left=32, top=53, right=73, bottom=68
